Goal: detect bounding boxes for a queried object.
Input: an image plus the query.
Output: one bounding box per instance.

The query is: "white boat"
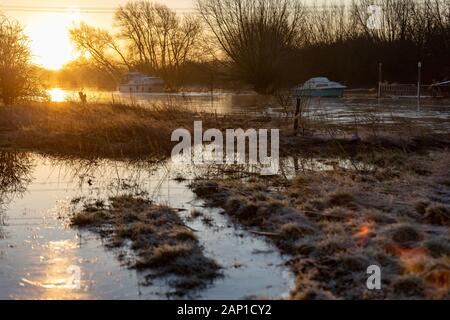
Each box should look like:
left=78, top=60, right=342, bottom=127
left=293, top=77, right=347, bottom=98
left=119, top=72, right=164, bottom=93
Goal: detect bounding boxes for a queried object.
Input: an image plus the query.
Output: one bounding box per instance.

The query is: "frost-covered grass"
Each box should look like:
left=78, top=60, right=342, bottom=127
left=190, top=150, right=450, bottom=299
left=71, top=195, right=221, bottom=296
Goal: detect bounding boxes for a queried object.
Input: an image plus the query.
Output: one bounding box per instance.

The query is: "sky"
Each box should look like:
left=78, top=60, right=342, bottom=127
left=0, top=0, right=195, bottom=69
left=0, top=0, right=339, bottom=70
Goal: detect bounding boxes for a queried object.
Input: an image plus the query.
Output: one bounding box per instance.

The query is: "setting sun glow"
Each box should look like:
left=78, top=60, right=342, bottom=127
left=27, top=7, right=81, bottom=70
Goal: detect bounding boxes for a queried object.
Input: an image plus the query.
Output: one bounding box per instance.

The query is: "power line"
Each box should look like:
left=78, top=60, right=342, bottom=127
left=0, top=3, right=353, bottom=14
left=4, top=2, right=433, bottom=16
left=0, top=5, right=197, bottom=13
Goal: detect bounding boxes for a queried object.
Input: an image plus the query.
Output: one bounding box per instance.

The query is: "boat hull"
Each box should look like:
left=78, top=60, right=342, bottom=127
left=119, top=84, right=163, bottom=93
left=293, top=88, right=345, bottom=98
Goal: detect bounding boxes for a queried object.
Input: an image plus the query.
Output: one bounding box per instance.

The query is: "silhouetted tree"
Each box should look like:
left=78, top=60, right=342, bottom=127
left=197, top=0, right=305, bottom=93
left=68, top=0, right=450, bottom=90
left=286, top=0, right=450, bottom=87
left=0, top=15, right=43, bottom=104
left=69, top=22, right=129, bottom=82
left=114, top=1, right=202, bottom=87
left=70, top=2, right=202, bottom=88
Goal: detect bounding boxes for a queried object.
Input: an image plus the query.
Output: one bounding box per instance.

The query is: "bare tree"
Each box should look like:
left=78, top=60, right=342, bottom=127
left=114, top=1, right=202, bottom=86
left=69, top=22, right=129, bottom=82
left=196, top=0, right=305, bottom=93
left=67, top=0, right=449, bottom=90
left=350, top=0, right=415, bottom=43
left=0, top=15, right=43, bottom=105
left=302, top=4, right=355, bottom=46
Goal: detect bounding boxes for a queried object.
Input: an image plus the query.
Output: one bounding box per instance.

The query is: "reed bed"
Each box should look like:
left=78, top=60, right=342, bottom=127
left=0, top=101, right=202, bottom=158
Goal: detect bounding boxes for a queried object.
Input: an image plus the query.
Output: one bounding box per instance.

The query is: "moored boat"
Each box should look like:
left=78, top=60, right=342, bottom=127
left=119, top=72, right=164, bottom=93
left=293, top=77, right=347, bottom=98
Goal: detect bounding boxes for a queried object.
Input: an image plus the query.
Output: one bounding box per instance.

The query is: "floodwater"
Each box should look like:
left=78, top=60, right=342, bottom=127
left=0, top=152, right=294, bottom=300
left=48, top=88, right=450, bottom=131
left=302, top=97, right=450, bottom=132
left=48, top=88, right=268, bottom=114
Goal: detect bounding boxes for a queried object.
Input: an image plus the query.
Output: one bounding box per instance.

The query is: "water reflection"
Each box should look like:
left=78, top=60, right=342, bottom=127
left=19, top=240, right=89, bottom=299
left=1, top=153, right=294, bottom=299
left=47, top=89, right=450, bottom=127
left=0, top=152, right=33, bottom=239
left=0, top=152, right=33, bottom=197
left=46, top=88, right=271, bottom=114
left=48, top=88, right=67, bottom=103
left=0, top=150, right=375, bottom=299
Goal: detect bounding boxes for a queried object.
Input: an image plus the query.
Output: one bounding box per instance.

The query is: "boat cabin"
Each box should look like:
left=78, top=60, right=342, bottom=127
left=119, top=72, right=164, bottom=93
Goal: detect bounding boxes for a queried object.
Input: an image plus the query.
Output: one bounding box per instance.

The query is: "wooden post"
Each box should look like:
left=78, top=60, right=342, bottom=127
left=378, top=62, right=382, bottom=99
left=293, top=98, right=301, bottom=134
left=417, top=61, right=422, bottom=109
left=210, top=72, right=214, bottom=110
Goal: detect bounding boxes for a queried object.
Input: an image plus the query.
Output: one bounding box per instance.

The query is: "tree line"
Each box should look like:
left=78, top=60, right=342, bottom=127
left=1, top=0, right=449, bottom=103
left=68, top=0, right=449, bottom=92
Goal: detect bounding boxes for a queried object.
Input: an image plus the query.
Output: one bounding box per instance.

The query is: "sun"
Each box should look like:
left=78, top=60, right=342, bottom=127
left=28, top=7, right=81, bottom=70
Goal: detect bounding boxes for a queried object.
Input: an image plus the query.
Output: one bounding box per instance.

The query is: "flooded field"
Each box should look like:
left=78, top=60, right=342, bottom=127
left=0, top=152, right=294, bottom=299
left=48, top=88, right=267, bottom=115
left=303, top=97, right=450, bottom=132
left=48, top=88, right=450, bottom=132
left=0, top=90, right=444, bottom=299
left=1, top=90, right=446, bottom=300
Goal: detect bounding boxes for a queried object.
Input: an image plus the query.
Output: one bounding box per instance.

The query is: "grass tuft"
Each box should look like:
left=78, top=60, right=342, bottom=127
left=424, top=204, right=450, bottom=226
left=71, top=195, right=220, bottom=295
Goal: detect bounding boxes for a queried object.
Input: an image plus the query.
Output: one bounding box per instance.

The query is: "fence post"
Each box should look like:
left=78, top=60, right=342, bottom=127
left=417, top=61, right=422, bottom=108
left=293, top=98, right=300, bottom=134
left=378, top=62, right=382, bottom=99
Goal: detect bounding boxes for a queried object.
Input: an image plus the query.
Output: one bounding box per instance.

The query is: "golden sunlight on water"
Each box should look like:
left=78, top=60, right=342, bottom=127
left=48, top=88, right=67, bottom=102
left=19, top=240, right=90, bottom=299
